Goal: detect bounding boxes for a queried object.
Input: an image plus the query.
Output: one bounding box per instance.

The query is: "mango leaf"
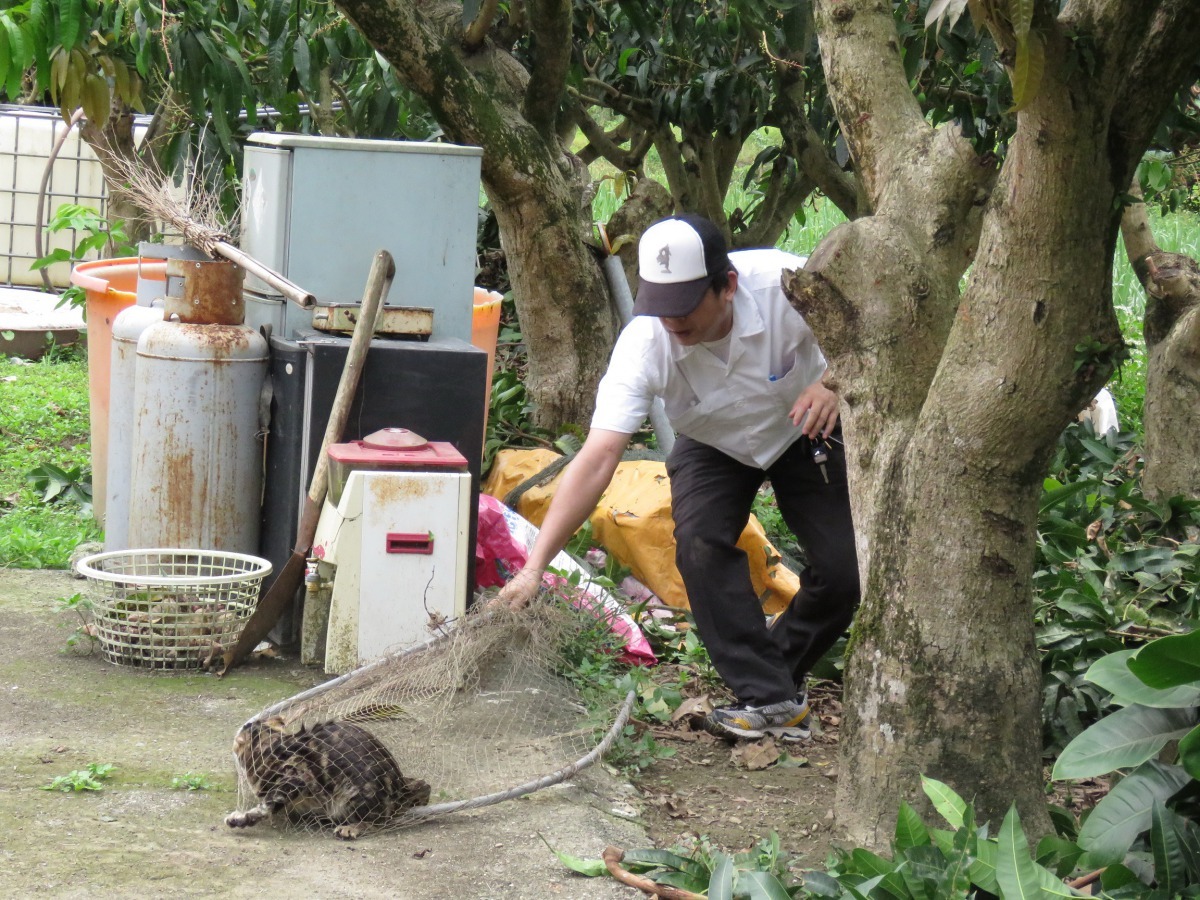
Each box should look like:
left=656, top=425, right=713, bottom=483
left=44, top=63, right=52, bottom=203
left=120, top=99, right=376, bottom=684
left=708, top=852, right=734, bottom=900
left=538, top=835, right=606, bottom=877
left=849, top=848, right=908, bottom=899
left=735, top=869, right=793, bottom=899
left=922, top=775, right=968, bottom=829
left=1077, top=760, right=1193, bottom=867
left=798, top=871, right=843, bottom=897
left=894, top=801, right=931, bottom=852
left=1009, top=29, right=1045, bottom=111
left=1179, top=725, right=1200, bottom=781
left=1128, top=631, right=1200, bottom=689
left=997, top=806, right=1046, bottom=899
left=620, top=847, right=708, bottom=879
left=970, top=836, right=999, bottom=894
left=1086, top=650, right=1200, bottom=708
left=81, top=71, right=110, bottom=125
left=1150, top=800, right=1190, bottom=895
left=653, top=871, right=710, bottom=892
left=1051, top=705, right=1197, bottom=779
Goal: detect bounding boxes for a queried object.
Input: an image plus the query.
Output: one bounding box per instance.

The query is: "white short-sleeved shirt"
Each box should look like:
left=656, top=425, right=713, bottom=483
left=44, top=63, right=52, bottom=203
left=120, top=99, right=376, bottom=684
left=591, top=248, right=826, bottom=468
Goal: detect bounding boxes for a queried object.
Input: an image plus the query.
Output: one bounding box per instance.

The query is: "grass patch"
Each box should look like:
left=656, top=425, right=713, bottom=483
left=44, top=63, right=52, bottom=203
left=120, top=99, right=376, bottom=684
left=0, top=348, right=101, bottom=568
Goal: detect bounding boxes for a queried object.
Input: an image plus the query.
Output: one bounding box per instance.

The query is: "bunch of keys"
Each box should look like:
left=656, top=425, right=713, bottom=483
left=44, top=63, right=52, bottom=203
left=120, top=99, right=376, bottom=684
left=810, top=437, right=830, bottom=483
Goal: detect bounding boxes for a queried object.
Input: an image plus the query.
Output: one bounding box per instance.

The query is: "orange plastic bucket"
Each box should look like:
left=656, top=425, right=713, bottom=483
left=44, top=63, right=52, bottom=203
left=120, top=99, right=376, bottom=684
left=471, top=287, right=503, bottom=431
left=70, top=258, right=167, bottom=524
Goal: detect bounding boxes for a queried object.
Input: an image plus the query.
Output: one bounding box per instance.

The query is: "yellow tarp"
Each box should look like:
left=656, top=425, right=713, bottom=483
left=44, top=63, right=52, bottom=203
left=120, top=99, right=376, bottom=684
left=483, top=449, right=800, bottom=615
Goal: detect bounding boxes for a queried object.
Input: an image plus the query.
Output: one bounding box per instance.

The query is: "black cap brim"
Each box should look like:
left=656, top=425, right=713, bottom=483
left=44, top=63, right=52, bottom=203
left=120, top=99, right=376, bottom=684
left=632, top=275, right=711, bottom=318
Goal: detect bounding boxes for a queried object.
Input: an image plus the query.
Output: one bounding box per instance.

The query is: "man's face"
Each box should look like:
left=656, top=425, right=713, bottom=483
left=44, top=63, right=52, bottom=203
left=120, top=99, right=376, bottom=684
left=659, top=272, right=736, bottom=346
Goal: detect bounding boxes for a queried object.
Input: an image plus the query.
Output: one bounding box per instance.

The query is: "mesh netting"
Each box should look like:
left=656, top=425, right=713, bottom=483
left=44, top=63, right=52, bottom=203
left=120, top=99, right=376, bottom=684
left=226, top=602, right=635, bottom=839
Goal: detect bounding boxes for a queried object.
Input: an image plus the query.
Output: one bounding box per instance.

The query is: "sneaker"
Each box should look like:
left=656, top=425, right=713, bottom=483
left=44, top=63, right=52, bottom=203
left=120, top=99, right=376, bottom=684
left=705, top=694, right=810, bottom=741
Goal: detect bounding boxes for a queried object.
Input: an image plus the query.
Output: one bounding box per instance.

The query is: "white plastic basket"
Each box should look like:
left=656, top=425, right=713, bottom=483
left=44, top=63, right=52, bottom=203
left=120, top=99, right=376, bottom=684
left=75, top=548, right=272, bottom=671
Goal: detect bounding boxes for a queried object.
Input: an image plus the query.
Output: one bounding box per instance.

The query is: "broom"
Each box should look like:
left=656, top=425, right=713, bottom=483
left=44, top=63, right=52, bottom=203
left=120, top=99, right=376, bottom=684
left=97, top=143, right=316, bottom=307
left=220, top=249, right=395, bottom=673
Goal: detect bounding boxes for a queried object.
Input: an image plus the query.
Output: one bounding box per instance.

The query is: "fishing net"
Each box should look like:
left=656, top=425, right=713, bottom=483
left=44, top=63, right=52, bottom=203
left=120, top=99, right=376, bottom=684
left=225, top=600, right=636, bottom=838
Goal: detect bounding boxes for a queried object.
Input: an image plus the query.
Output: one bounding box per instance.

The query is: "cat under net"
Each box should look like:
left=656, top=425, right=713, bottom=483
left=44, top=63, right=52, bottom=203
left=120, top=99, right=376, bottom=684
left=226, top=603, right=632, bottom=839
left=225, top=716, right=430, bottom=840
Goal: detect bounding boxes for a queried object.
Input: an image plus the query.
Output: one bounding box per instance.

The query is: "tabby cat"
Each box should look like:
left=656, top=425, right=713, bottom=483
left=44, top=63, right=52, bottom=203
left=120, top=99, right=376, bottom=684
left=225, top=716, right=430, bottom=839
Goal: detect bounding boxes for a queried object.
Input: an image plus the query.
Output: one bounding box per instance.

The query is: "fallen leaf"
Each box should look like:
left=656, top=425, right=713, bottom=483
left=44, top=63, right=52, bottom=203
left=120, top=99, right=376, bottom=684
left=732, top=738, right=780, bottom=770
left=671, top=695, right=713, bottom=724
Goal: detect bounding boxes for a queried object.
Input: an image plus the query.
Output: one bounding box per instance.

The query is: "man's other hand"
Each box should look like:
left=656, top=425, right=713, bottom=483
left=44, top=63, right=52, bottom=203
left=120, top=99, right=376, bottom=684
left=790, top=382, right=839, bottom=438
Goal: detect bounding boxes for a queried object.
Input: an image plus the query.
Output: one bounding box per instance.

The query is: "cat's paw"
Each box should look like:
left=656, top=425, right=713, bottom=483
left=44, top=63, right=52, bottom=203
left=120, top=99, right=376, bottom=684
left=333, top=823, right=364, bottom=840
left=225, top=807, right=266, bottom=828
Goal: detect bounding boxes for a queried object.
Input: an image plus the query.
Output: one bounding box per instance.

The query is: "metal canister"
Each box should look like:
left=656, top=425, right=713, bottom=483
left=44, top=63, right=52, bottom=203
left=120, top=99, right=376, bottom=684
left=103, top=304, right=164, bottom=551
left=126, top=259, right=267, bottom=553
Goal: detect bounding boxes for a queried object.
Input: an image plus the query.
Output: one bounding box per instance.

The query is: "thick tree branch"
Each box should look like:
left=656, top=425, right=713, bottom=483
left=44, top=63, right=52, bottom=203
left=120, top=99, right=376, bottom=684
left=653, top=126, right=693, bottom=211
left=462, top=0, right=499, bottom=51
left=1108, top=0, right=1200, bottom=184
left=769, top=88, right=861, bottom=219
left=522, top=0, right=572, bottom=138
left=569, top=98, right=652, bottom=172
left=813, top=0, right=930, bottom=206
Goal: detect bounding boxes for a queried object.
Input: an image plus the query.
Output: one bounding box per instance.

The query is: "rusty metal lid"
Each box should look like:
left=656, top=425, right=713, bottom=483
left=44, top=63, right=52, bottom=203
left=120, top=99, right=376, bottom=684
left=163, top=258, right=245, bottom=325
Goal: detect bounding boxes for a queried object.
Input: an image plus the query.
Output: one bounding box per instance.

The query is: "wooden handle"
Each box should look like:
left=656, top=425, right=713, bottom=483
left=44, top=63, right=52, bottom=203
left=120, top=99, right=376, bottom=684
left=213, top=240, right=317, bottom=309
left=295, top=250, right=395, bottom=546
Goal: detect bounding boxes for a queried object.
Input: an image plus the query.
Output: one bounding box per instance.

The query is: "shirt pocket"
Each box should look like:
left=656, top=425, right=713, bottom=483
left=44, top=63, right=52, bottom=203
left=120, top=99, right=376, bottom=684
left=769, top=357, right=810, bottom=415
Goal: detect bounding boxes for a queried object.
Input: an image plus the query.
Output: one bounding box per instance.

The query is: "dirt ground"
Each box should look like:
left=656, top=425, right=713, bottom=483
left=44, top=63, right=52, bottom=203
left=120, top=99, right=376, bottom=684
left=0, top=567, right=841, bottom=898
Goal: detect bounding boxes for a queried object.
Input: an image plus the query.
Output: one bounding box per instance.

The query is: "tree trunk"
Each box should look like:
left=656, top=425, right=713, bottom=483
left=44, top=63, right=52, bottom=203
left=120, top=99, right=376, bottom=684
left=79, top=110, right=157, bottom=248
left=335, top=0, right=617, bottom=427
left=1121, top=198, right=1200, bottom=502
left=796, top=0, right=1200, bottom=847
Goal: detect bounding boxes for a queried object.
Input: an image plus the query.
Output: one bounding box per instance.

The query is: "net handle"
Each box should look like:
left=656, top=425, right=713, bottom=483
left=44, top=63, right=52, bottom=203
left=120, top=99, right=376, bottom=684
left=398, top=688, right=637, bottom=822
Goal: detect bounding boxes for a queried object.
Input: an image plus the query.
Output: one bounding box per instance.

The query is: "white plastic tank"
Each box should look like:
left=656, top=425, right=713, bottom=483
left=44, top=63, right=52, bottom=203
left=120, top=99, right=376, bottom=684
left=126, top=320, right=268, bottom=553
left=103, top=304, right=164, bottom=552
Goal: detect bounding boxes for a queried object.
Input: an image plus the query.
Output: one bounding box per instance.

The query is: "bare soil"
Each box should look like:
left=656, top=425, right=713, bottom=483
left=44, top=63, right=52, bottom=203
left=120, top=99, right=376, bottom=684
left=0, top=567, right=841, bottom=897
left=631, top=685, right=842, bottom=869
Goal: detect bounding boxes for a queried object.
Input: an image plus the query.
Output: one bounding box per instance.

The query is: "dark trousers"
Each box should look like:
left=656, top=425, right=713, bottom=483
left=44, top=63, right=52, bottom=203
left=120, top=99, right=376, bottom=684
left=666, top=432, right=860, bottom=706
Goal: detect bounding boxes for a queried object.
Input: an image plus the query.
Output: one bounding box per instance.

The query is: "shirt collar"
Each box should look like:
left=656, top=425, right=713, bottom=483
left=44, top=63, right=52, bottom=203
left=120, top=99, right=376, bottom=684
left=668, top=283, right=763, bottom=362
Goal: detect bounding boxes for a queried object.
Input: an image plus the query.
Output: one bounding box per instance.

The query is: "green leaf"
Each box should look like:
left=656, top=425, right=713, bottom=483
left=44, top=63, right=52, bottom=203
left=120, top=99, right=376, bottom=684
left=798, top=870, right=843, bottom=897
left=58, top=0, right=82, bottom=50
left=894, top=801, right=931, bottom=852
left=922, top=776, right=968, bottom=829
left=538, top=835, right=607, bottom=877
left=1150, top=800, right=1189, bottom=895
left=1128, top=631, right=1200, bottom=689
left=1077, top=760, right=1193, bottom=867
left=1179, top=725, right=1200, bottom=781
left=996, top=805, right=1049, bottom=899
left=1086, top=651, right=1200, bottom=709
left=1051, top=705, right=1197, bottom=779
left=620, top=848, right=707, bottom=879
left=736, top=869, right=793, bottom=899
left=969, top=837, right=999, bottom=894
left=708, top=852, right=734, bottom=900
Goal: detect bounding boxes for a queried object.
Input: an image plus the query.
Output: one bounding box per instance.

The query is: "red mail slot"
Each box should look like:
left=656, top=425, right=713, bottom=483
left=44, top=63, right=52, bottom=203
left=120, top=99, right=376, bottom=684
left=386, top=532, right=434, bottom=555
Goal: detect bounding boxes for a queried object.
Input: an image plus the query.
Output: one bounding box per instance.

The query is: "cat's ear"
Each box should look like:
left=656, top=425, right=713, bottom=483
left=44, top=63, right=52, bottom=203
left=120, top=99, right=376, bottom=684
left=263, top=715, right=288, bottom=732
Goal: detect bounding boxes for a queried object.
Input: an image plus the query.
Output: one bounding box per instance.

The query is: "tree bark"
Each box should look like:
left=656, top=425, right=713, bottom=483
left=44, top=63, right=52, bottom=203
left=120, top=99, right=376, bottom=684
left=1121, top=196, right=1200, bottom=502
left=798, top=0, right=1200, bottom=847
left=334, top=0, right=617, bottom=427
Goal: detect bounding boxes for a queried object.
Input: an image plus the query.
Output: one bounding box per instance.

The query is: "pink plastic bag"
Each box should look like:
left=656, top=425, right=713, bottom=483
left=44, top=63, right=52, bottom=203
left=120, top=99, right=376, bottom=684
left=476, top=494, right=656, bottom=665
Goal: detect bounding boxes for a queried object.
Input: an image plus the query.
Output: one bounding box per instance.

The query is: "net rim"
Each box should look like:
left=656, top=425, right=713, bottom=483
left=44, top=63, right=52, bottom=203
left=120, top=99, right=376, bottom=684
left=74, top=548, right=273, bottom=587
